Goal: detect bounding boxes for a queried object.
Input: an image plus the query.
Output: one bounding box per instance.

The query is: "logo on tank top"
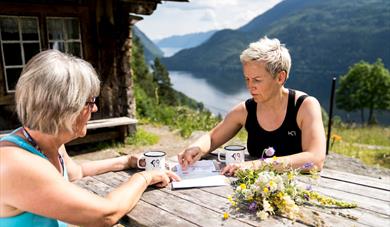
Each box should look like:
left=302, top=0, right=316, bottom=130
left=287, top=131, right=296, bottom=136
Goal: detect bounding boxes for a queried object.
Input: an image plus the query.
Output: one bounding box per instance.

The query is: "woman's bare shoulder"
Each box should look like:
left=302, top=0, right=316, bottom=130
left=0, top=145, right=61, bottom=181
left=224, top=101, right=248, bottom=126
left=294, top=90, right=320, bottom=106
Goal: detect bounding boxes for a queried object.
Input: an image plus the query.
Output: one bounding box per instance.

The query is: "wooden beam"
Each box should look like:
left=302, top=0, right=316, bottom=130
left=0, top=95, right=14, bottom=106
left=86, top=117, right=137, bottom=130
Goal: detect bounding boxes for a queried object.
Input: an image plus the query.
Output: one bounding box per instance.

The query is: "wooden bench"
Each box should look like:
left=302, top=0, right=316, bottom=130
left=67, top=117, right=138, bottom=146
left=0, top=117, right=138, bottom=146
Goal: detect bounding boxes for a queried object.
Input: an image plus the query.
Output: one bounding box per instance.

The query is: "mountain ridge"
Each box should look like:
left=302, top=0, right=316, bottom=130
left=161, top=0, right=390, bottom=121
left=133, top=26, right=164, bottom=63
left=156, top=30, right=217, bottom=49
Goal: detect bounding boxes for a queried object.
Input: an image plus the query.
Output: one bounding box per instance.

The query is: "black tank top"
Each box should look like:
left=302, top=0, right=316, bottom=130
left=245, top=89, right=308, bottom=158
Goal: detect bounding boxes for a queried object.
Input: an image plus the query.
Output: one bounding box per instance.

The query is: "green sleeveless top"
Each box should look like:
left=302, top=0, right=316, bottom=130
left=0, top=130, right=68, bottom=227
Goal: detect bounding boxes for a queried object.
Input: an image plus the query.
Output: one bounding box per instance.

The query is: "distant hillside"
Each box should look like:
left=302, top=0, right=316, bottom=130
left=162, top=0, right=390, bottom=122
left=155, top=30, right=216, bottom=57
left=133, top=26, right=163, bottom=63
left=156, top=30, right=217, bottom=49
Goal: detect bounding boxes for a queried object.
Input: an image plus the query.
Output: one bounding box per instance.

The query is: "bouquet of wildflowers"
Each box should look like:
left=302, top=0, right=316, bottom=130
left=226, top=147, right=357, bottom=221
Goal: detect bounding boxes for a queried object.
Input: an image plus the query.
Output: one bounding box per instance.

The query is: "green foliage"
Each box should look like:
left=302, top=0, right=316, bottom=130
left=332, top=125, right=390, bottom=147
left=330, top=125, right=390, bottom=168
left=132, top=38, right=157, bottom=98
left=132, top=36, right=221, bottom=138
left=336, top=59, right=390, bottom=124
left=152, top=58, right=177, bottom=106
left=126, top=128, right=159, bottom=146
left=333, top=142, right=390, bottom=169
left=165, top=106, right=221, bottom=137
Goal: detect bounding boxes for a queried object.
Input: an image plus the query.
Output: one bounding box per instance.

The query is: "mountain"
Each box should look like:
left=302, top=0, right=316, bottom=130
left=156, top=30, right=217, bottom=56
left=162, top=0, right=390, bottom=121
left=133, top=26, right=164, bottom=63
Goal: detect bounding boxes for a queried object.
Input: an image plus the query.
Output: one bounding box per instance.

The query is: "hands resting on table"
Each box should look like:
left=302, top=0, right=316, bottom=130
left=177, top=146, right=255, bottom=177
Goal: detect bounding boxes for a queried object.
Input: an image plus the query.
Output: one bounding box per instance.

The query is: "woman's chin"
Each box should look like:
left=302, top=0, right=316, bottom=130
left=78, top=129, right=88, bottom=138
left=74, top=127, right=88, bottom=138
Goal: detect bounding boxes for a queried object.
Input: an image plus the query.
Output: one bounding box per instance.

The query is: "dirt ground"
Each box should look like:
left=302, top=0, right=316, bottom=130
left=70, top=123, right=390, bottom=181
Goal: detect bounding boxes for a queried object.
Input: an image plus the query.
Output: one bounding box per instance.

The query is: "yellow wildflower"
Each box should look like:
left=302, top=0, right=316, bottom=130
left=240, top=184, right=246, bottom=190
left=223, top=212, right=229, bottom=220
left=263, top=187, right=269, bottom=193
left=331, top=134, right=342, bottom=141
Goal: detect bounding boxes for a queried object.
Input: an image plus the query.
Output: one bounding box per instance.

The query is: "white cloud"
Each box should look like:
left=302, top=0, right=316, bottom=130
left=200, top=9, right=216, bottom=22
left=136, top=0, right=282, bottom=40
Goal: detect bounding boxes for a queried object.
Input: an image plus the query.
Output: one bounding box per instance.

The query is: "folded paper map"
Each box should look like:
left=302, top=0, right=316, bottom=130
left=171, top=160, right=229, bottom=189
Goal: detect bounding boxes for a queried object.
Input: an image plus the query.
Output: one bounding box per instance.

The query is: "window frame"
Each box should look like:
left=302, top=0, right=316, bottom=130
left=46, top=16, right=83, bottom=58
left=0, top=15, right=42, bottom=93
left=0, top=4, right=90, bottom=103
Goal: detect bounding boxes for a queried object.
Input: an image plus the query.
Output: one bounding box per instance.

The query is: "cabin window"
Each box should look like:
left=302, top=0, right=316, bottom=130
left=0, top=16, right=83, bottom=94
left=0, top=16, right=41, bottom=92
left=47, top=17, right=82, bottom=58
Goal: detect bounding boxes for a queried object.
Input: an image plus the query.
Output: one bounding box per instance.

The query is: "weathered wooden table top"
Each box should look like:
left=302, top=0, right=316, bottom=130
left=75, top=156, right=390, bottom=227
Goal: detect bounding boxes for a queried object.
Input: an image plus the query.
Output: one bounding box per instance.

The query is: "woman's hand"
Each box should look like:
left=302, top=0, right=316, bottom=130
left=177, top=147, right=204, bottom=170
left=142, top=170, right=181, bottom=187
left=125, top=154, right=145, bottom=169
left=221, top=161, right=259, bottom=176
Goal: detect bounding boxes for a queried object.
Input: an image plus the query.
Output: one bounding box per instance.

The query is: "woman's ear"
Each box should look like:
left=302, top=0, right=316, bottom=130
left=277, top=71, right=287, bottom=85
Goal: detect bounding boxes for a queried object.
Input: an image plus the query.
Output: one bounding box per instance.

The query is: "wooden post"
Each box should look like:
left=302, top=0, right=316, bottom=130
left=326, top=77, right=337, bottom=154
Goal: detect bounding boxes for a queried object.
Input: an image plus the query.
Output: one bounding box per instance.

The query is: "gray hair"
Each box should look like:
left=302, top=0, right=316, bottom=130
left=15, top=49, right=100, bottom=135
left=240, top=36, right=291, bottom=79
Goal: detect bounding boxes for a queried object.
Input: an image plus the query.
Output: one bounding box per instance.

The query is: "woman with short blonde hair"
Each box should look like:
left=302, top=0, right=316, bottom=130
left=179, top=36, right=326, bottom=175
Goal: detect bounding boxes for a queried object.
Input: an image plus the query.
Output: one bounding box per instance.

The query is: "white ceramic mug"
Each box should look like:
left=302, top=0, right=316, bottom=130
left=218, top=145, right=245, bottom=164
left=137, top=151, right=166, bottom=171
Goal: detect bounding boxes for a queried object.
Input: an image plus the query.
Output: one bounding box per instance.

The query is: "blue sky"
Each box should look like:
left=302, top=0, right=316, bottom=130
left=136, top=0, right=282, bottom=41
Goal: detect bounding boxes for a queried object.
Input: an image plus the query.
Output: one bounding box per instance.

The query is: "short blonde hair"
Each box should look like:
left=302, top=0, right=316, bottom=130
left=15, top=49, right=100, bottom=135
left=240, top=36, right=291, bottom=79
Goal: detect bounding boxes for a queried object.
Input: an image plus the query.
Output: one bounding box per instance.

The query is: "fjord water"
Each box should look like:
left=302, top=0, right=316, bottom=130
left=169, top=71, right=250, bottom=116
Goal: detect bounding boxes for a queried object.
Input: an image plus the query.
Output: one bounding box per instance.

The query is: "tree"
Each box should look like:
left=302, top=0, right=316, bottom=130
left=336, top=59, right=390, bottom=124
left=132, top=37, right=157, bottom=97
left=152, top=58, right=177, bottom=106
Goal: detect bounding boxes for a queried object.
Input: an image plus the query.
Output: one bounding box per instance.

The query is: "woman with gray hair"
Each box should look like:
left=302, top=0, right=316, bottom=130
left=0, top=49, right=180, bottom=226
left=178, top=37, right=326, bottom=174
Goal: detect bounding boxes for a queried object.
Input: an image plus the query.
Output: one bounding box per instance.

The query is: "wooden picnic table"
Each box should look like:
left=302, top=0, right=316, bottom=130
left=75, top=154, right=390, bottom=227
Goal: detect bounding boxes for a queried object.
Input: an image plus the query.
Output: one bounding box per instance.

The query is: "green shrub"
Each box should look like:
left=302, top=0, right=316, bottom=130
left=126, top=128, right=159, bottom=146
left=329, top=125, right=390, bottom=168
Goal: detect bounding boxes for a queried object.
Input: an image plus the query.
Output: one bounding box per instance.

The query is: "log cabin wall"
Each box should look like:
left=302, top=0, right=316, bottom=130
left=0, top=1, right=94, bottom=130
left=0, top=0, right=187, bottom=131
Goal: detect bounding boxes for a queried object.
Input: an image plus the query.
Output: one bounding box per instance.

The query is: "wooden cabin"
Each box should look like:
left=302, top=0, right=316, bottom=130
left=0, top=0, right=188, bottom=144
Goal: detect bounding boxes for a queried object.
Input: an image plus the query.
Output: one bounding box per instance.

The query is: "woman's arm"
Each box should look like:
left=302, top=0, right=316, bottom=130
left=60, top=145, right=140, bottom=182
left=281, top=96, right=326, bottom=170
left=178, top=102, right=247, bottom=168
left=0, top=147, right=177, bottom=226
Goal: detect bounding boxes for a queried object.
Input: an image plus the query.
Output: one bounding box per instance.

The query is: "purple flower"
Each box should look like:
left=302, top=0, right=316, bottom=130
left=305, top=185, right=312, bottom=191
left=304, top=194, right=310, bottom=200
left=302, top=162, right=314, bottom=169
left=264, top=147, right=275, bottom=157
left=248, top=202, right=257, bottom=212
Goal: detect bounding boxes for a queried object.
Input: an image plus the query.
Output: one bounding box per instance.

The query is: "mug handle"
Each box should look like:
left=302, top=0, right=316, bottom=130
left=217, top=150, right=226, bottom=163
left=137, top=156, right=146, bottom=169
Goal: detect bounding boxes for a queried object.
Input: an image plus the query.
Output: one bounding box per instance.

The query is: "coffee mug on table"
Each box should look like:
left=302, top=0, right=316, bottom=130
left=218, top=145, right=245, bottom=164
left=137, top=151, right=166, bottom=171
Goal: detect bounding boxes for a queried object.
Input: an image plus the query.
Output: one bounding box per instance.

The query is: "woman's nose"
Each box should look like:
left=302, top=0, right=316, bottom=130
left=92, top=104, right=98, bottom=112
left=247, top=80, right=254, bottom=89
